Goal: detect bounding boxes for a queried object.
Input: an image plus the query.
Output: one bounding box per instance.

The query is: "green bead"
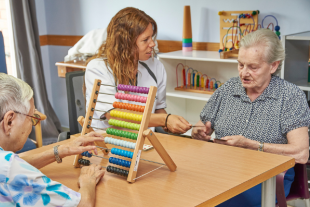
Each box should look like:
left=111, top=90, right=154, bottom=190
left=252, top=11, right=257, bottom=15
left=135, top=134, right=138, bottom=139
left=275, top=31, right=280, bottom=36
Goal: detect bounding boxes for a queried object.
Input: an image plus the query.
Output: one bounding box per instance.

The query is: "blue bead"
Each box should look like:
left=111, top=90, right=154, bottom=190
left=275, top=25, right=280, bottom=31
left=215, top=83, right=218, bottom=89
left=109, top=157, right=114, bottom=163
left=218, top=49, right=223, bottom=53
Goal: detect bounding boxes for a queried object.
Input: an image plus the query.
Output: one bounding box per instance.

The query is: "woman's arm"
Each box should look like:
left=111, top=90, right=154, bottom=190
left=214, top=127, right=309, bottom=164
left=20, top=132, right=105, bottom=169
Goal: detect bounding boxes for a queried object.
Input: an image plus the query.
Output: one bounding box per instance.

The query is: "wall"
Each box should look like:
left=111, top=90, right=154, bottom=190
left=35, top=0, right=310, bottom=128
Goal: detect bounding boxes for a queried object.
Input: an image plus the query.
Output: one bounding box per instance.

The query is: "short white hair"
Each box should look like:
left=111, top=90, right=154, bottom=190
left=239, top=29, right=285, bottom=71
left=0, top=73, right=33, bottom=119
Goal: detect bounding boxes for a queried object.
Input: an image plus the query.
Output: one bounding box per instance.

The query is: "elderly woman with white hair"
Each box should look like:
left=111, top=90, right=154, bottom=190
left=0, top=73, right=105, bottom=207
left=192, top=29, right=310, bottom=206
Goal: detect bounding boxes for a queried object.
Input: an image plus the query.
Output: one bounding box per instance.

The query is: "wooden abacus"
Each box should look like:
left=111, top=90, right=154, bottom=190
left=73, top=79, right=177, bottom=183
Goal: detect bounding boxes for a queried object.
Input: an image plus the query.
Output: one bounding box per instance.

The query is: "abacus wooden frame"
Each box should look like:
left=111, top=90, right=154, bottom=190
left=74, top=78, right=177, bottom=183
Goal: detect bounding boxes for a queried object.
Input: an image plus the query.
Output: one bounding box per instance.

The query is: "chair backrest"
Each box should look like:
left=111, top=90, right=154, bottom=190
left=65, top=71, right=86, bottom=135
left=286, top=163, right=310, bottom=201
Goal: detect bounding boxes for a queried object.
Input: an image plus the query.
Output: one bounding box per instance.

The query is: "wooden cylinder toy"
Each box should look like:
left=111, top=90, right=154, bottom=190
left=182, top=6, right=192, bottom=52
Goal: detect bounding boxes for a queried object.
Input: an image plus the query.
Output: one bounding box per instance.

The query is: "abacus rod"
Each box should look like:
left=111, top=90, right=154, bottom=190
left=96, top=101, right=113, bottom=104
left=92, top=118, right=104, bottom=121
left=93, top=109, right=108, bottom=113
left=100, top=84, right=117, bottom=87
left=98, top=92, right=115, bottom=96
left=82, top=162, right=107, bottom=169
left=96, top=146, right=109, bottom=150
left=91, top=126, right=106, bottom=130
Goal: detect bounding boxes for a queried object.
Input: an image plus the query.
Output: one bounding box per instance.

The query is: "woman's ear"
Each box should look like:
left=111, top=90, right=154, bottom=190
left=2, top=111, right=15, bottom=136
left=270, top=61, right=280, bottom=74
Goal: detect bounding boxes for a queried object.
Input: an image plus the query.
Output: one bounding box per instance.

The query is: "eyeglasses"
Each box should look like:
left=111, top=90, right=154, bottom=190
left=0, top=111, right=42, bottom=126
left=14, top=111, right=41, bottom=126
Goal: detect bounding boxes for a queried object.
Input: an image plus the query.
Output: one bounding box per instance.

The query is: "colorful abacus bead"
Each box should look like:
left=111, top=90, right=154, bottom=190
left=117, top=85, right=149, bottom=94
left=108, top=119, right=140, bottom=130
left=106, top=128, right=138, bottom=140
left=110, top=110, right=143, bottom=122
left=115, top=93, right=147, bottom=103
left=107, top=165, right=129, bottom=177
left=104, top=137, right=136, bottom=149
left=111, top=148, right=133, bottom=158
left=78, top=159, right=90, bottom=166
left=81, top=151, right=92, bottom=158
left=109, top=157, right=131, bottom=168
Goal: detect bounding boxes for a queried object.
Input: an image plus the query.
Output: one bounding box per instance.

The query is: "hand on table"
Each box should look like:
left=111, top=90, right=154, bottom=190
left=213, top=135, right=248, bottom=148
left=78, top=164, right=105, bottom=188
left=191, top=121, right=212, bottom=141
left=58, top=132, right=105, bottom=158
left=166, top=115, right=192, bottom=134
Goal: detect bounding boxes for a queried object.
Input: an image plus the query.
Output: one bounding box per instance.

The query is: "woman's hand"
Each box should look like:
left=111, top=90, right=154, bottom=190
left=191, top=121, right=212, bottom=141
left=58, top=132, right=105, bottom=158
left=77, top=164, right=105, bottom=207
left=213, top=135, right=248, bottom=148
left=166, top=115, right=192, bottom=134
left=78, top=164, right=105, bottom=188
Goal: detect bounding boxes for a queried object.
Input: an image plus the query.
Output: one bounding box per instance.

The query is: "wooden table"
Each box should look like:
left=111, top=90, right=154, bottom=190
left=55, top=61, right=86, bottom=77
left=20, top=133, right=294, bottom=207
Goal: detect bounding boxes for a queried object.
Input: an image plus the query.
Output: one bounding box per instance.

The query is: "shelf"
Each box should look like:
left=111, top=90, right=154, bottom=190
left=285, top=31, right=310, bottom=41
left=166, top=90, right=212, bottom=101
left=158, top=50, right=238, bottom=63
left=290, top=80, right=310, bottom=91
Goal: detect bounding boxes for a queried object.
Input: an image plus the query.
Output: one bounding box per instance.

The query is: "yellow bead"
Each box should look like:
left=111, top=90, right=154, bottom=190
left=110, top=110, right=115, bottom=117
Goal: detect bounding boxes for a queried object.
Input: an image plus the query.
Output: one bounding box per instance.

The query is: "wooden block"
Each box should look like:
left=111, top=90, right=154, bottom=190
left=183, top=6, right=192, bottom=39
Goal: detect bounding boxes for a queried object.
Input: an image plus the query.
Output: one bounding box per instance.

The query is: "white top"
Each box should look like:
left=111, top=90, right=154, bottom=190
left=85, top=58, right=167, bottom=130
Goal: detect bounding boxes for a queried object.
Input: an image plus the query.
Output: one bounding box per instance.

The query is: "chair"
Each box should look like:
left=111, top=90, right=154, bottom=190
left=276, top=163, right=310, bottom=207
left=58, top=71, right=86, bottom=142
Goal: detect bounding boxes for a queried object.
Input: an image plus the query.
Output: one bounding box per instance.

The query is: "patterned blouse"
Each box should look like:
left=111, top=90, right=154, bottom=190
left=0, top=147, right=81, bottom=207
left=200, top=76, right=310, bottom=144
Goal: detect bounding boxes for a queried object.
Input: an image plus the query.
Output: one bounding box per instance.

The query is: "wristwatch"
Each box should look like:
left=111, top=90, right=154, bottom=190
left=54, top=145, right=62, bottom=163
left=258, top=142, right=264, bottom=152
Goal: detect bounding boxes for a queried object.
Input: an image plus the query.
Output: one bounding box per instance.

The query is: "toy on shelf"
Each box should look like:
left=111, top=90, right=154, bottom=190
left=174, top=63, right=224, bottom=95
left=218, top=10, right=281, bottom=59
left=182, top=6, right=192, bottom=52
left=74, top=80, right=177, bottom=183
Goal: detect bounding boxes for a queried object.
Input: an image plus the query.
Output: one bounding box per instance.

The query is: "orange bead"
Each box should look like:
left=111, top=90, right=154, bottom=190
left=128, top=104, right=132, bottom=111
left=141, top=106, right=145, bottom=112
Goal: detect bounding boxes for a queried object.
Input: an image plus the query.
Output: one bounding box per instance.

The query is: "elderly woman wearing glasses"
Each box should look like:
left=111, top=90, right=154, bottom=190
left=0, top=73, right=105, bottom=207
left=192, top=29, right=310, bottom=206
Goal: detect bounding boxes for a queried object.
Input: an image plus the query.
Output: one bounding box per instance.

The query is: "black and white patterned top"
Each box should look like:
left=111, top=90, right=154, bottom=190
left=200, top=76, right=310, bottom=144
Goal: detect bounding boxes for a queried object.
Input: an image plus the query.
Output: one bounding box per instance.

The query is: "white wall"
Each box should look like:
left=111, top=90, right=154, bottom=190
left=35, top=0, right=310, bottom=128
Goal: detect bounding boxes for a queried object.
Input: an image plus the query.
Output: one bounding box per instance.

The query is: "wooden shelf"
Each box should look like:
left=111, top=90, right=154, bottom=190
left=290, top=80, right=310, bottom=91
left=158, top=50, right=238, bottom=63
left=166, top=90, right=212, bottom=101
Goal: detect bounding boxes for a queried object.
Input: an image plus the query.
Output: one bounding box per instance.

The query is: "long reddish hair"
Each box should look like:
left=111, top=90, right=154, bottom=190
left=88, top=7, right=157, bottom=85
